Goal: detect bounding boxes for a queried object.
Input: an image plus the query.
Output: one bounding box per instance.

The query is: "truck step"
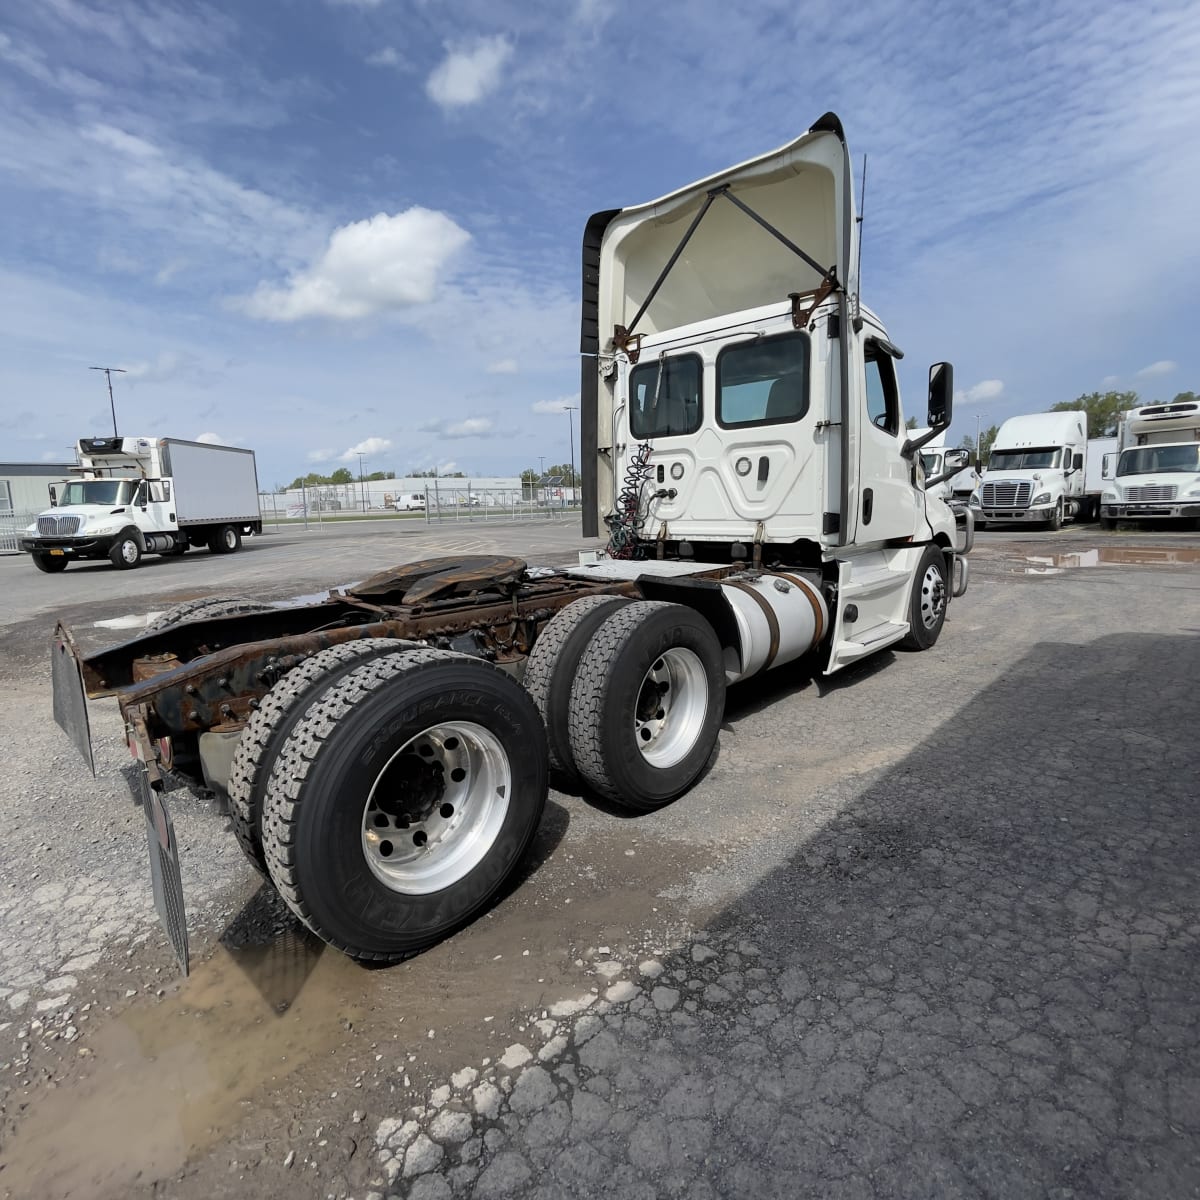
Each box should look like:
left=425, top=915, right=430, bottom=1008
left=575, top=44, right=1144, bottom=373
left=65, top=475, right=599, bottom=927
left=840, top=566, right=910, bottom=600
left=834, top=620, right=909, bottom=661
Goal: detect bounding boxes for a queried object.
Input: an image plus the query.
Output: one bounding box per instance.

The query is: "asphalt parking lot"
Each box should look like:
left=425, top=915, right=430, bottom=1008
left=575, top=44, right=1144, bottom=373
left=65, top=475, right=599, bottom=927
left=1, top=520, right=1198, bottom=1200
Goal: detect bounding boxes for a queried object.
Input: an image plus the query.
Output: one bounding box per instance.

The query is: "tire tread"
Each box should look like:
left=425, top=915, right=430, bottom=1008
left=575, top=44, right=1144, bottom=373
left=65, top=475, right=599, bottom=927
left=226, top=638, right=420, bottom=873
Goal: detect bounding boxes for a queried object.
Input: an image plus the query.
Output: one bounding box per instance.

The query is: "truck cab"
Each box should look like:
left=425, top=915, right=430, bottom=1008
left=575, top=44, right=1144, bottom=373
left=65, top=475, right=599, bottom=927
left=579, top=112, right=969, bottom=673
left=1101, top=400, right=1200, bottom=526
left=969, top=412, right=1087, bottom=530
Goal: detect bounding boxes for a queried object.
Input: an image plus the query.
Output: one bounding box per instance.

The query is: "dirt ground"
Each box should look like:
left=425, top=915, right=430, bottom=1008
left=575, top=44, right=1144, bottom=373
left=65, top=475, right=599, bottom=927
left=0, top=519, right=1197, bottom=1199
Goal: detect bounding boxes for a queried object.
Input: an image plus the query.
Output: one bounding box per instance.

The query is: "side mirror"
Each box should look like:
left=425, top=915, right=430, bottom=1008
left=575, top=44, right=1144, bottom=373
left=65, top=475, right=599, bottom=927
left=48, top=485, right=58, bottom=507
left=1101, top=453, right=1116, bottom=479
left=944, top=448, right=970, bottom=473
left=927, top=362, right=953, bottom=429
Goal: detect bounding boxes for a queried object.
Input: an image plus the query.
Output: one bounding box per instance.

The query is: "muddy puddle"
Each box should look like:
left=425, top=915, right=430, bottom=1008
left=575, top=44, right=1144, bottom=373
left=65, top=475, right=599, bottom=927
left=1019, top=545, right=1200, bottom=574
left=1, top=932, right=366, bottom=1199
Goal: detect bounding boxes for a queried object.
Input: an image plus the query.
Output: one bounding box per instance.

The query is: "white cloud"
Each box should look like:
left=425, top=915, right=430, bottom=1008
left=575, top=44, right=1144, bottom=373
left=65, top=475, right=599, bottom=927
left=954, top=379, right=1004, bottom=407
left=487, top=358, right=518, bottom=374
left=241, top=209, right=470, bottom=321
left=426, top=37, right=512, bottom=110
left=339, top=436, right=392, bottom=461
left=1137, top=360, right=1177, bottom=378
left=1101, top=375, right=1120, bottom=387
left=307, top=447, right=335, bottom=462
left=445, top=418, right=494, bottom=438
left=195, top=431, right=225, bottom=444
left=121, top=351, right=183, bottom=381
left=327, top=0, right=385, bottom=8
left=531, top=395, right=578, bottom=414
left=366, top=46, right=401, bottom=67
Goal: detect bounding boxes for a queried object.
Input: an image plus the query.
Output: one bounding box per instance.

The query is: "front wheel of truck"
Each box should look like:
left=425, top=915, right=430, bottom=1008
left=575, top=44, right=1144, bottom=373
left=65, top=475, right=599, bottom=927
left=260, top=649, right=548, bottom=961
left=109, top=534, right=142, bottom=569
left=901, top=545, right=949, bottom=651
left=32, top=553, right=68, bottom=573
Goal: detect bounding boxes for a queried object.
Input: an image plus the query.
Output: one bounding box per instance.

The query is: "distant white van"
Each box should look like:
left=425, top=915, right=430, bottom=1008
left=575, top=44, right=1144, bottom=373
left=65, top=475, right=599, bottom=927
left=398, top=493, right=426, bottom=511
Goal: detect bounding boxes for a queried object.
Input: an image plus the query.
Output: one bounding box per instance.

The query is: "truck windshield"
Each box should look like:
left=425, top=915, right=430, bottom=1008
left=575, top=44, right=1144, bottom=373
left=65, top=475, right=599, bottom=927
left=1117, top=445, right=1200, bottom=475
left=988, top=448, right=1061, bottom=470
left=60, top=480, right=134, bottom=506
left=920, top=452, right=943, bottom=477
left=629, top=354, right=703, bottom=438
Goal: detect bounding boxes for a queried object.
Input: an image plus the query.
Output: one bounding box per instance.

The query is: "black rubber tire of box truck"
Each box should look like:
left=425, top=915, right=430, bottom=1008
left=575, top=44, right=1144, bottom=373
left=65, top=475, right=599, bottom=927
left=521, top=594, right=633, bottom=786
left=900, top=544, right=949, bottom=651
left=209, top=525, right=242, bottom=554
left=227, top=638, right=421, bottom=875
left=259, top=650, right=548, bottom=961
left=567, top=601, right=726, bottom=813
left=1047, top=498, right=1064, bottom=532
left=145, top=596, right=271, bottom=633
left=109, top=533, right=142, bottom=570
left=32, top=554, right=68, bottom=573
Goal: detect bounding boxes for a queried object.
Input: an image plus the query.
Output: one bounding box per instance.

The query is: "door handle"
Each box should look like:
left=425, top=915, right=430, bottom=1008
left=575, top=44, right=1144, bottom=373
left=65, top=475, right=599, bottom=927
left=758, top=456, right=769, bottom=483
left=863, top=487, right=874, bottom=524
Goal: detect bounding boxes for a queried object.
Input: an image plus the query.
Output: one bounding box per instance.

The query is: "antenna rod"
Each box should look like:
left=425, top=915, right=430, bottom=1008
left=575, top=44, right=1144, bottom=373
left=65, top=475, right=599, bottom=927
left=855, top=154, right=868, bottom=299
left=89, top=366, right=127, bottom=438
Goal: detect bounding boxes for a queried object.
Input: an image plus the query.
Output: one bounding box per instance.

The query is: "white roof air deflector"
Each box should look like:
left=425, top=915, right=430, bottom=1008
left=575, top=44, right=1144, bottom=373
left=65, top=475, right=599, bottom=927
left=597, top=114, right=856, bottom=355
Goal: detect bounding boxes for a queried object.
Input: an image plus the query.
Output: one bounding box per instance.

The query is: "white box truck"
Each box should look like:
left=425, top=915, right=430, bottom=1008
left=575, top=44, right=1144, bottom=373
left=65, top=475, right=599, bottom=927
left=1100, top=399, right=1200, bottom=527
left=50, top=113, right=973, bottom=971
left=969, top=411, right=1110, bottom=529
left=21, top=435, right=261, bottom=572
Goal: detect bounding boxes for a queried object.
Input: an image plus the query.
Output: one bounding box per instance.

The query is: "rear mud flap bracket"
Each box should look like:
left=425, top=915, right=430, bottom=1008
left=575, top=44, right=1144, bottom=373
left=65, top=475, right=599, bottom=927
left=131, top=716, right=190, bottom=975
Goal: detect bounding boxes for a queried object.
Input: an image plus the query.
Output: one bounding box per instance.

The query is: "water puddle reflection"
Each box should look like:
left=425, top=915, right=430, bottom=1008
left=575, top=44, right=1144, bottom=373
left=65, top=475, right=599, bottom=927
left=1021, top=545, right=1200, bottom=574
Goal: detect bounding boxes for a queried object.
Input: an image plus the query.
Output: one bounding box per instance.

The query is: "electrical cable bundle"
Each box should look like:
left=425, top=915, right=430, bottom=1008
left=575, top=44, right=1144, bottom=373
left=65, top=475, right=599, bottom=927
left=605, top=442, right=653, bottom=559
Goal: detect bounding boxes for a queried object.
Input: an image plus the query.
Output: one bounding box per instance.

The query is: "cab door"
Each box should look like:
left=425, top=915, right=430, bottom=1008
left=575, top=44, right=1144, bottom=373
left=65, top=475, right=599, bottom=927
left=857, top=333, right=921, bottom=543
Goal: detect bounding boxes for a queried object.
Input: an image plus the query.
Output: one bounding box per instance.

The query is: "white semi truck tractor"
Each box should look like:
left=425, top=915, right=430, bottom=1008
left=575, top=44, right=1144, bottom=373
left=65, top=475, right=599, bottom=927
left=49, top=113, right=972, bottom=972
left=21, top=435, right=262, bottom=571
left=1100, top=399, right=1200, bottom=528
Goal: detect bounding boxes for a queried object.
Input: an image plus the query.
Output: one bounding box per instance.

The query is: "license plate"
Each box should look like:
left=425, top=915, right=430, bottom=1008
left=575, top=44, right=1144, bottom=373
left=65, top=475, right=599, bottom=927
left=50, top=548, right=64, bottom=556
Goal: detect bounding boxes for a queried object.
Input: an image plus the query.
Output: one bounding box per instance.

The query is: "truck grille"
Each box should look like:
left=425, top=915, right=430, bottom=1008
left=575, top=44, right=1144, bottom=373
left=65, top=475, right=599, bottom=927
left=37, top=515, right=82, bottom=536
left=980, top=481, right=1032, bottom=508
left=1125, top=485, right=1177, bottom=503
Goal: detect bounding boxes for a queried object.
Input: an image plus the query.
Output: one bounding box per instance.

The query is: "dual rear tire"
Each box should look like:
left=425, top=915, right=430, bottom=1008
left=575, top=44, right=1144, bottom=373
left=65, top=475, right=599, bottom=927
left=245, top=647, right=548, bottom=962
left=527, top=598, right=726, bottom=813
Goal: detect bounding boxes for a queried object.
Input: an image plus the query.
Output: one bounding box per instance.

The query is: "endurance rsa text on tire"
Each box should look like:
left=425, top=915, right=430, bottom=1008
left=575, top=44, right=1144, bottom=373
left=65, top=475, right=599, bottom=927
left=227, top=638, right=419, bottom=874
left=901, top=544, right=949, bottom=650
left=209, top=525, right=241, bottom=554
left=522, top=593, right=632, bottom=785
left=259, top=649, right=548, bottom=962
left=33, top=554, right=68, bottom=573
left=109, top=534, right=142, bottom=570
left=567, top=600, right=726, bottom=813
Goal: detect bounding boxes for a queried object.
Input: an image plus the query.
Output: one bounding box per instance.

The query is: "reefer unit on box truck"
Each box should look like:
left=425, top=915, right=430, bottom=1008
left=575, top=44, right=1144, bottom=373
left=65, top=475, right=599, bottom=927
left=21, top=436, right=261, bottom=572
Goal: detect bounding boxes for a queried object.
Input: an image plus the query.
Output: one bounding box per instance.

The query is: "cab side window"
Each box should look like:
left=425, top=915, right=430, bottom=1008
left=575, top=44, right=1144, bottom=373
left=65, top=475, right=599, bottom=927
left=864, top=341, right=900, bottom=436
left=149, top=481, right=171, bottom=503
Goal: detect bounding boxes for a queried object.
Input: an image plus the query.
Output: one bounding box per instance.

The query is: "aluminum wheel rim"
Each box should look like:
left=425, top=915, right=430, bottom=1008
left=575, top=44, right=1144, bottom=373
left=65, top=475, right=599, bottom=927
left=361, top=720, right=511, bottom=895
left=634, top=647, right=709, bottom=768
left=120, top=540, right=138, bottom=563
left=223, top=529, right=237, bottom=549
left=919, top=563, right=946, bottom=630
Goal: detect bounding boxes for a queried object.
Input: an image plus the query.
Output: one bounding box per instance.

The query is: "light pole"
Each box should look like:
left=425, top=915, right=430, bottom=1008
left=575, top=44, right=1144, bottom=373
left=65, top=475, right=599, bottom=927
left=563, top=405, right=578, bottom=508
left=357, top=452, right=368, bottom=512
left=538, top=456, right=545, bottom=505
left=89, top=366, right=126, bottom=437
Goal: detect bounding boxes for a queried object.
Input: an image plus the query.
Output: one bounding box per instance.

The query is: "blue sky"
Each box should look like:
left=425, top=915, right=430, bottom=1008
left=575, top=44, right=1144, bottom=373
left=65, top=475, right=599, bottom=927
left=2, top=0, right=1198, bottom=485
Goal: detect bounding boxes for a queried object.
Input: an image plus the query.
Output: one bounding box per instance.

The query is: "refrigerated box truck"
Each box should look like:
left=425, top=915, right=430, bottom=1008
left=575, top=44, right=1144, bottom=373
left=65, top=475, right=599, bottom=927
left=21, top=435, right=261, bottom=571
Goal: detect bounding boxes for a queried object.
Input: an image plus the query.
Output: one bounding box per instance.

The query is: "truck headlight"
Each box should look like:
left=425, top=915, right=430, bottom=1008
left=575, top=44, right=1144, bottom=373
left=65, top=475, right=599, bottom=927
left=1031, top=492, right=1052, bottom=506
left=25, top=522, right=37, bottom=534
left=968, top=492, right=981, bottom=508
left=1103, top=489, right=1119, bottom=502
left=86, top=520, right=122, bottom=535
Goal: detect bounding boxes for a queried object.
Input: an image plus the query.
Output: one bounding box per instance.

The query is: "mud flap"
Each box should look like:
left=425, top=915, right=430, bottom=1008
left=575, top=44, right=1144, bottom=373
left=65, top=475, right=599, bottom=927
left=130, top=717, right=190, bottom=975
left=51, top=623, right=94, bottom=775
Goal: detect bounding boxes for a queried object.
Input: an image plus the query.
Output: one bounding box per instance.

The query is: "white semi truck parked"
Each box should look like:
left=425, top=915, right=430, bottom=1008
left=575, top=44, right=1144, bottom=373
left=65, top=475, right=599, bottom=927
left=21, top=435, right=261, bottom=572
left=969, top=411, right=1110, bottom=529
left=50, top=113, right=972, bottom=972
left=1100, top=399, right=1200, bottom=528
